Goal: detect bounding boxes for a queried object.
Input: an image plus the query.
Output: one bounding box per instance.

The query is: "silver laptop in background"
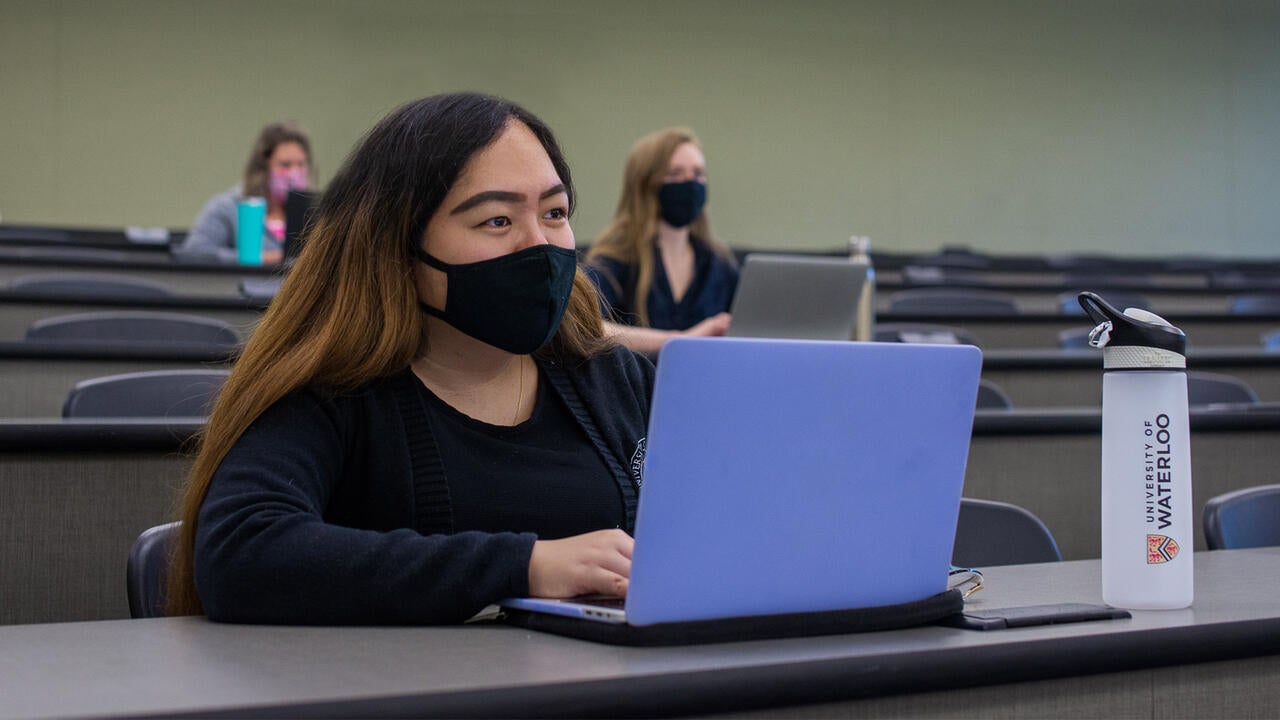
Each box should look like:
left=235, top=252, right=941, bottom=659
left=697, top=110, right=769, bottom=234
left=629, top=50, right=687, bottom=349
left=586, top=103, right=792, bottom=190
left=726, top=254, right=870, bottom=340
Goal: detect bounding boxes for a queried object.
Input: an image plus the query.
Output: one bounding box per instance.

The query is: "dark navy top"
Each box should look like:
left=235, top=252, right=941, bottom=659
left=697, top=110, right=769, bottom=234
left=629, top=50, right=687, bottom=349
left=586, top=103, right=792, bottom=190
left=586, top=239, right=739, bottom=331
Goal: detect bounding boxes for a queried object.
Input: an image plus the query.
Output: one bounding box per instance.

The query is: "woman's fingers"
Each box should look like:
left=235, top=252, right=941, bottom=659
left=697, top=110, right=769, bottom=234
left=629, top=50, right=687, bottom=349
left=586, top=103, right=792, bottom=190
left=528, top=529, right=634, bottom=598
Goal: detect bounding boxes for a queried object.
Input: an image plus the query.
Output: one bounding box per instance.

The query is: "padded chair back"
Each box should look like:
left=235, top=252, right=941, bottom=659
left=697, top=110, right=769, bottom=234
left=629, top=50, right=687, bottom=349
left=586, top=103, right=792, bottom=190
left=9, top=272, right=173, bottom=299
left=25, top=311, right=241, bottom=346
left=908, top=247, right=992, bottom=269
left=128, top=521, right=181, bottom=618
left=1186, top=371, right=1260, bottom=407
left=239, top=277, right=283, bottom=302
left=887, top=288, right=1018, bottom=316
left=1229, top=294, right=1280, bottom=315
left=953, top=498, right=1063, bottom=567
left=1203, top=484, right=1280, bottom=550
left=1058, top=290, right=1153, bottom=316
left=62, top=369, right=230, bottom=418
left=874, top=322, right=980, bottom=347
left=975, top=379, right=1013, bottom=410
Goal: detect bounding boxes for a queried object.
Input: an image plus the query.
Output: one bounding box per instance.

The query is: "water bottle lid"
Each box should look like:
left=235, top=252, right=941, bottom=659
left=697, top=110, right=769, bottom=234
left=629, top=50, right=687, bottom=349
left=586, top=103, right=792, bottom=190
left=1078, top=291, right=1186, bottom=368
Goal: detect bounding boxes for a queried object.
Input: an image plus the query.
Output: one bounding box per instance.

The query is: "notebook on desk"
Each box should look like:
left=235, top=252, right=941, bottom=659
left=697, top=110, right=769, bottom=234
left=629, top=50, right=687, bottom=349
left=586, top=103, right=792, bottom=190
left=725, top=253, right=870, bottom=340
left=500, top=337, right=982, bottom=644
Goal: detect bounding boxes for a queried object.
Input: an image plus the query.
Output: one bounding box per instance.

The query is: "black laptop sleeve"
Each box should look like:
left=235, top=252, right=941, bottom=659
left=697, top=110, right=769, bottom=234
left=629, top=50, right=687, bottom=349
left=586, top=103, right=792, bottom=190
left=498, top=589, right=963, bottom=646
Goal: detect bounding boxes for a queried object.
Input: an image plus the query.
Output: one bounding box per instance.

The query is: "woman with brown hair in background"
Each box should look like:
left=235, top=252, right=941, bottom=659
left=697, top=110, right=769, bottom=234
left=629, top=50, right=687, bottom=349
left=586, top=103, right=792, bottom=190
left=586, top=128, right=738, bottom=354
left=168, top=93, right=649, bottom=624
left=178, top=121, right=313, bottom=264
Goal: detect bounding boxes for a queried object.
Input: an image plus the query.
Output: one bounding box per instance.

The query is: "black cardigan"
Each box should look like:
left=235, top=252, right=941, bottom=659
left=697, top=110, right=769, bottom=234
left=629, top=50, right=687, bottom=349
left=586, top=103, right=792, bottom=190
left=195, top=346, right=654, bottom=625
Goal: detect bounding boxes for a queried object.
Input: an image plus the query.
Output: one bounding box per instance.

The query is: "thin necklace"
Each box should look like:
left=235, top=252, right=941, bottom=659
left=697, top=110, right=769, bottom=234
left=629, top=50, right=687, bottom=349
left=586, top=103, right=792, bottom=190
left=511, top=356, right=526, bottom=425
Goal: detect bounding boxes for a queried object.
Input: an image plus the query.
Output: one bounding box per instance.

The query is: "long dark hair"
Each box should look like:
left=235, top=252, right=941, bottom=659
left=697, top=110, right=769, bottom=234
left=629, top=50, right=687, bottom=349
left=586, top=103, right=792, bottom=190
left=169, top=93, right=608, bottom=615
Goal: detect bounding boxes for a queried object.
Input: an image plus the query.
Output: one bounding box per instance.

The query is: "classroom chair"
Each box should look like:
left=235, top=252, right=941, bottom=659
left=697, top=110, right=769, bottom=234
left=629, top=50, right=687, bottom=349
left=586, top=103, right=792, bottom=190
left=1186, top=371, right=1260, bottom=407
left=25, top=311, right=241, bottom=346
left=1057, top=326, right=1096, bottom=349
left=128, top=521, right=181, bottom=618
left=900, top=265, right=996, bottom=287
left=62, top=369, right=230, bottom=418
left=9, top=272, right=173, bottom=299
left=908, top=247, right=992, bottom=269
left=239, top=277, right=283, bottom=302
left=953, top=498, right=1063, bottom=567
left=976, top=380, right=1014, bottom=410
left=874, top=322, right=981, bottom=347
left=887, top=288, right=1019, bottom=316
left=1203, top=484, right=1280, bottom=550
left=1229, top=294, right=1280, bottom=315
left=1263, top=330, right=1280, bottom=351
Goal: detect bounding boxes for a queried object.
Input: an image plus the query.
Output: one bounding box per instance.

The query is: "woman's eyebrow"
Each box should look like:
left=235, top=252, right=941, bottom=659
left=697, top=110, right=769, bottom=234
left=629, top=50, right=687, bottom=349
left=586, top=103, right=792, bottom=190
left=449, top=184, right=567, bottom=215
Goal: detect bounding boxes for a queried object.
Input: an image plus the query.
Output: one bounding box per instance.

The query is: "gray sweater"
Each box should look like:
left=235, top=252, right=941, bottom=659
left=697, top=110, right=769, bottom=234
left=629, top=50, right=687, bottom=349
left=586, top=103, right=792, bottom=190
left=177, top=184, right=283, bottom=264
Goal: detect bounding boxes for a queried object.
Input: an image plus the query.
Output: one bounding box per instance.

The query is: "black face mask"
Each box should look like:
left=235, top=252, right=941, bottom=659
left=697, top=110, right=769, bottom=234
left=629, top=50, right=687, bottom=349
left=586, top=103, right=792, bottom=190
left=657, top=180, right=707, bottom=228
left=414, top=244, right=578, bottom=355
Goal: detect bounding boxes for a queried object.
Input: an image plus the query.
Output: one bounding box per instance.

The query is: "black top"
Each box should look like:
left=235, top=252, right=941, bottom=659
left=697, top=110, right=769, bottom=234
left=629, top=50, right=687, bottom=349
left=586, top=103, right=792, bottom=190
left=194, top=346, right=654, bottom=625
left=586, top=240, right=739, bottom=331
left=415, top=367, right=624, bottom=539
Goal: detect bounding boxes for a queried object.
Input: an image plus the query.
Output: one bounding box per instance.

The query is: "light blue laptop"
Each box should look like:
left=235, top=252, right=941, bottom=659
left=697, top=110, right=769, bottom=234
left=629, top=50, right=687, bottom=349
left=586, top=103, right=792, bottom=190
left=501, top=337, right=981, bottom=627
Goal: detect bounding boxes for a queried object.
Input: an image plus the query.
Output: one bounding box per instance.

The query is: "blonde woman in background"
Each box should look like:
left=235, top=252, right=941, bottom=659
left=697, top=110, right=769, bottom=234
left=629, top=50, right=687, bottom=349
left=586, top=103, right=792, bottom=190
left=586, top=128, right=738, bottom=354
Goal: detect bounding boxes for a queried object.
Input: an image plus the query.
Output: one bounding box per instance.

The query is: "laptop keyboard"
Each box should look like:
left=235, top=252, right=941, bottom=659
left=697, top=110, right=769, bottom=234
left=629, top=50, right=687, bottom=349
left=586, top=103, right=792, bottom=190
left=574, top=595, right=626, bottom=610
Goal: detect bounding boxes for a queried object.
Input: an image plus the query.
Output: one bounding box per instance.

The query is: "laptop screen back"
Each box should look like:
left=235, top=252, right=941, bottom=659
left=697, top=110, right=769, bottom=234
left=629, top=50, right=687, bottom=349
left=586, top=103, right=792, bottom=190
left=284, top=190, right=320, bottom=262
left=626, top=337, right=981, bottom=625
left=727, top=254, right=869, bottom=340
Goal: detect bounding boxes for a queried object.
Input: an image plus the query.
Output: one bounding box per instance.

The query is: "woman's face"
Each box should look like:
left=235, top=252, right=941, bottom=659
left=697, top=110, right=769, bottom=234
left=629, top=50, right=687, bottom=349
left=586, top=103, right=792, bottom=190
left=268, top=141, right=310, bottom=177
left=663, top=141, right=706, bottom=185
left=416, top=121, right=573, bottom=311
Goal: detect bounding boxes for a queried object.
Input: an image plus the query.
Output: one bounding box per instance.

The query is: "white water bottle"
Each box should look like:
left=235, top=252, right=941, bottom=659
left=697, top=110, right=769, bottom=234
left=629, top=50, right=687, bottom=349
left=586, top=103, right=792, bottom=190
left=849, top=235, right=876, bottom=342
left=1080, top=292, right=1193, bottom=609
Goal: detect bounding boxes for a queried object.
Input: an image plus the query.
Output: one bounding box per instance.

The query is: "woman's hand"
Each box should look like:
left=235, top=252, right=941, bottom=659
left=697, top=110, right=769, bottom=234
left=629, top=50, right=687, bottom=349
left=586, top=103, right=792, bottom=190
left=683, top=312, right=732, bottom=338
left=528, top=529, right=634, bottom=598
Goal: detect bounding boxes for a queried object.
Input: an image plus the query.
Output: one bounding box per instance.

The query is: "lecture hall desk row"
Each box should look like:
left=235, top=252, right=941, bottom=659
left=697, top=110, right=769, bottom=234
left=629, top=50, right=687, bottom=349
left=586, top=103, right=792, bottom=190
left=6, top=241, right=1280, bottom=315
left=1, top=407, right=1276, bottom=626
left=4, top=286, right=1280, bottom=351
left=0, top=549, right=1278, bottom=719
left=6, top=342, right=1280, bottom=418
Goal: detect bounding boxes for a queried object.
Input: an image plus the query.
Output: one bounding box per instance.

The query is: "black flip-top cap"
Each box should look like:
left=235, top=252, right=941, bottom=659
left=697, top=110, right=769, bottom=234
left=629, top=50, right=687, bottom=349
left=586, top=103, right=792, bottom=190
left=1078, top=291, right=1186, bottom=354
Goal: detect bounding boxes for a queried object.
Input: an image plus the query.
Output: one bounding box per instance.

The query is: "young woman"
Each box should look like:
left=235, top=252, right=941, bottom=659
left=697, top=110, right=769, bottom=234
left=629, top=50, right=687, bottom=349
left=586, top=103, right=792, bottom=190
left=168, top=94, right=648, bottom=624
left=179, top=121, right=312, bottom=265
left=586, top=128, right=739, bottom=354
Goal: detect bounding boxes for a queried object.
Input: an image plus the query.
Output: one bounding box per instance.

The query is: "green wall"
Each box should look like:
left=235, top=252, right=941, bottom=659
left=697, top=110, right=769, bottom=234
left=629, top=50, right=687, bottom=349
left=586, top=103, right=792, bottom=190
left=1, top=0, right=1277, bottom=257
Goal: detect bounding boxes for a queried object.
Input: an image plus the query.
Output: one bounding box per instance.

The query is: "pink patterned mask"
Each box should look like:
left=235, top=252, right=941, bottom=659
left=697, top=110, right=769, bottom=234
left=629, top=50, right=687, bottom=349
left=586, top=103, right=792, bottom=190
left=268, top=168, right=308, bottom=203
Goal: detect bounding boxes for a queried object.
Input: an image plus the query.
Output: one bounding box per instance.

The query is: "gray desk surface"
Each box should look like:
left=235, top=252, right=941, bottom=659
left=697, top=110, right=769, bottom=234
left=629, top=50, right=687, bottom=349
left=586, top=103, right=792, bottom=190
left=0, top=549, right=1277, bottom=719
left=889, top=313, right=1280, bottom=350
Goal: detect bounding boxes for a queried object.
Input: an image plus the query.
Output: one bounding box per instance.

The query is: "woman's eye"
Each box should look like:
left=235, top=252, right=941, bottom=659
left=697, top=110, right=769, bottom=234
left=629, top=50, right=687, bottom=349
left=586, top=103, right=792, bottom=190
left=482, top=217, right=511, bottom=228
left=545, top=208, right=568, bottom=220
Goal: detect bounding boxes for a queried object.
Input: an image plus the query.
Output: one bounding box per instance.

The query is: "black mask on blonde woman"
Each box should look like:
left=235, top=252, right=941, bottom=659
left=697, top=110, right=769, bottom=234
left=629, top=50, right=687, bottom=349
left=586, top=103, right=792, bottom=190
left=657, top=180, right=707, bottom=228
left=414, top=244, right=578, bottom=355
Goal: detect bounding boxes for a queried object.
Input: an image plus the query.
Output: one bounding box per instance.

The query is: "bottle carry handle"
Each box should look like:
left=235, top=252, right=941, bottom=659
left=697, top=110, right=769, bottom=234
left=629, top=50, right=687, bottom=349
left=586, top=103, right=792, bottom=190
left=1078, top=291, right=1118, bottom=327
